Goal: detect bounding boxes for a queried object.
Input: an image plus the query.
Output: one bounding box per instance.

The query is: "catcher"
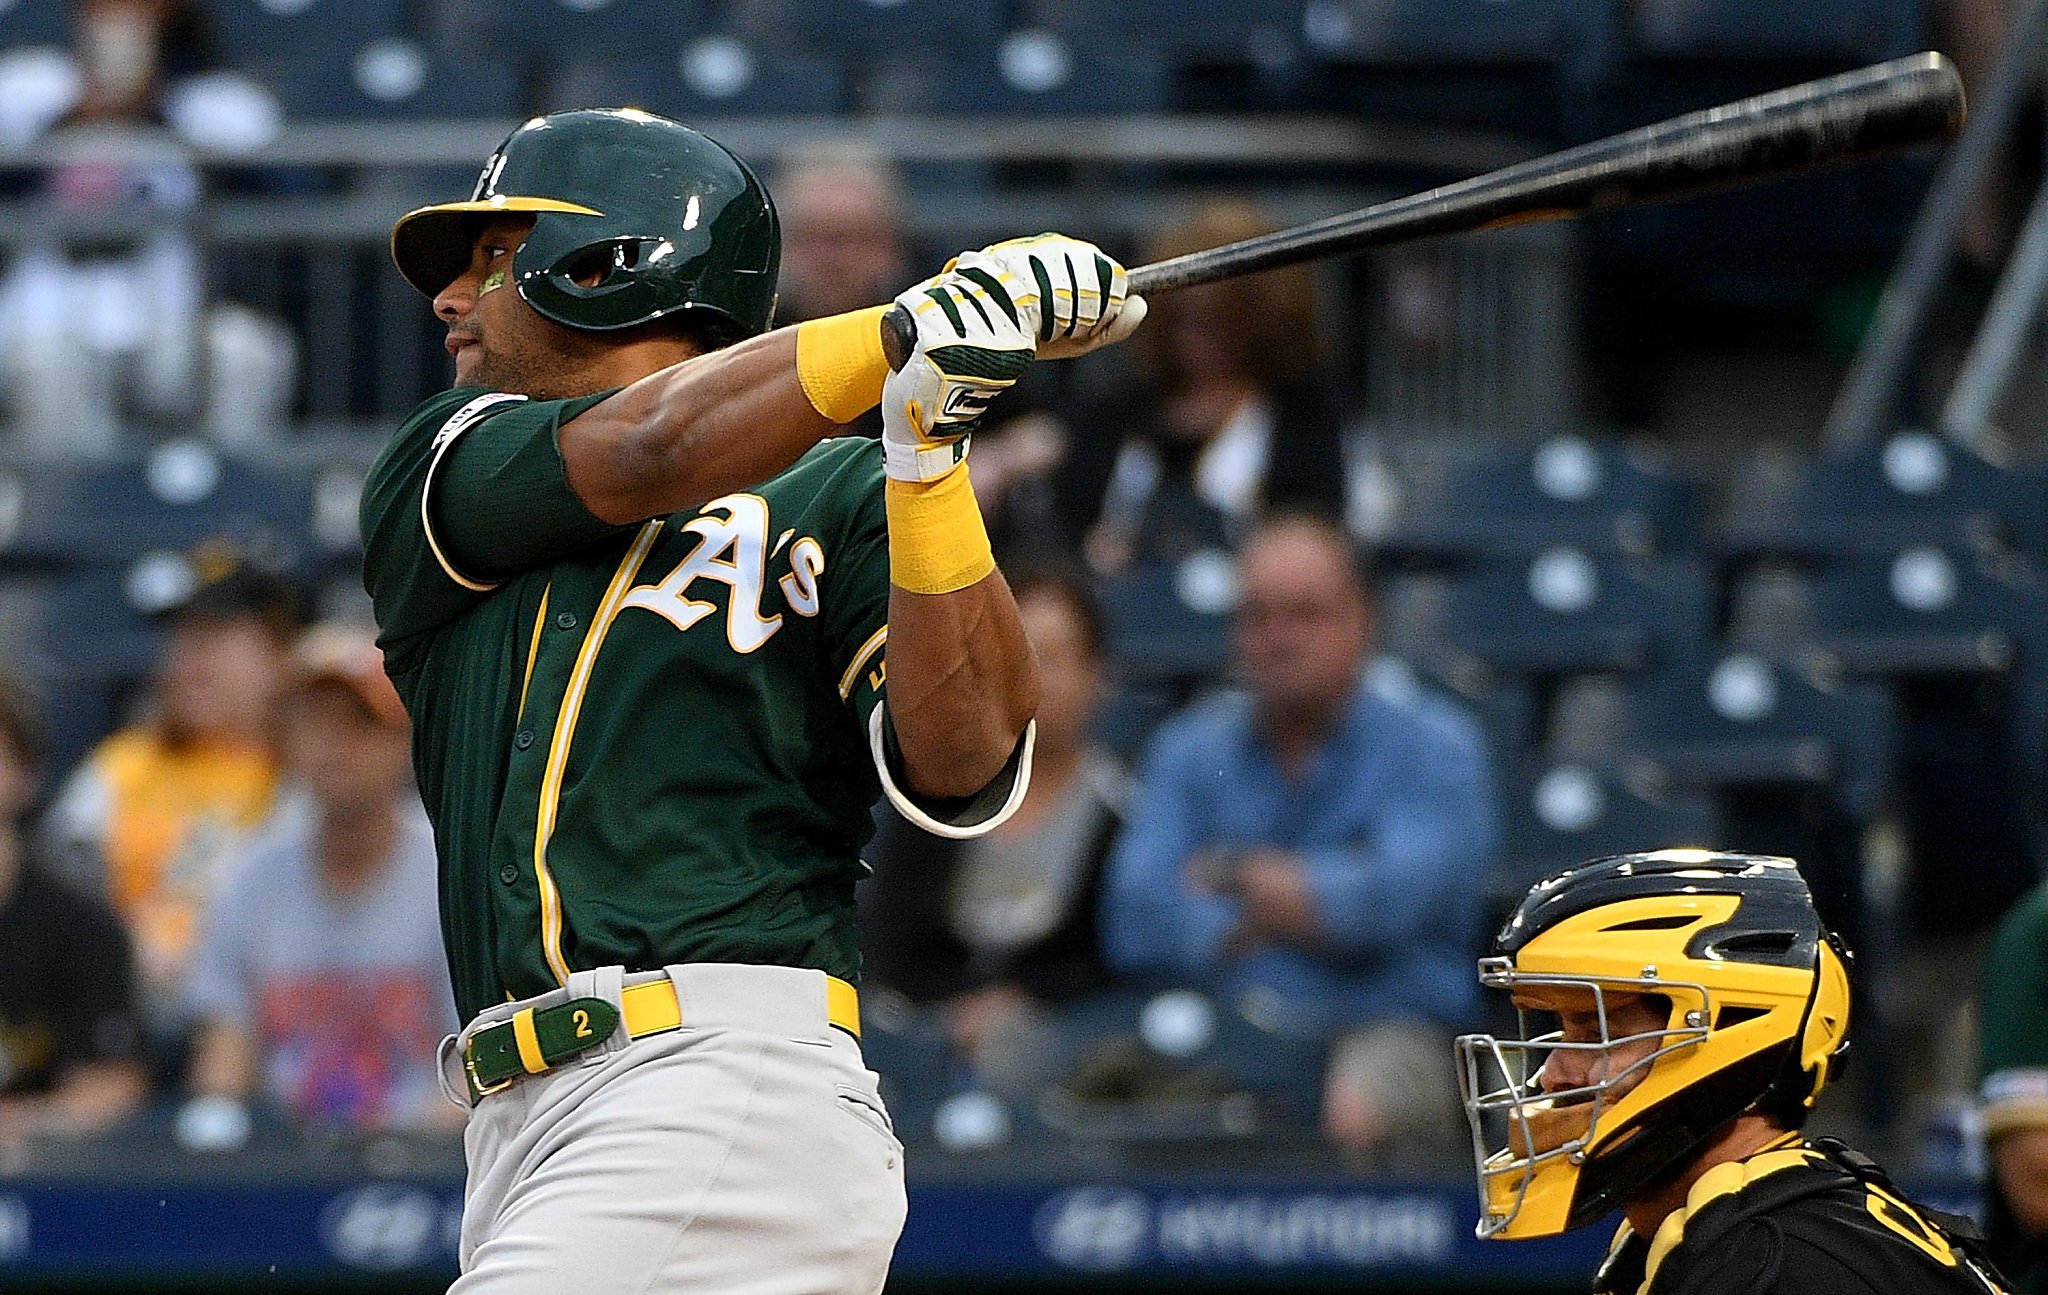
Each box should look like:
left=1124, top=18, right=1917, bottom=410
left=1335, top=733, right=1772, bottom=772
left=359, top=108, right=1142, bottom=1293
left=1457, top=849, right=2014, bottom=1294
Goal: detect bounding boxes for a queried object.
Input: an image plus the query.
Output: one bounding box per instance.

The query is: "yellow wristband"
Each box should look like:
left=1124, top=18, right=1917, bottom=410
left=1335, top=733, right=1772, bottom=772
left=795, top=304, right=891, bottom=423
left=886, top=465, right=995, bottom=595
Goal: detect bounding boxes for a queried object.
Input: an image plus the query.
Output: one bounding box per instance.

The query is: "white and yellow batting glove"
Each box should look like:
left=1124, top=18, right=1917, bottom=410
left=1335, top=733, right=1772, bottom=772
left=952, top=234, right=1147, bottom=361
left=881, top=268, right=1037, bottom=483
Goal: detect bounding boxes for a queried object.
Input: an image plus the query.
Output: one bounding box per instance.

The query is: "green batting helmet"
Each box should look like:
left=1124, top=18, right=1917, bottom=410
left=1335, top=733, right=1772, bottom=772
left=390, top=108, right=780, bottom=337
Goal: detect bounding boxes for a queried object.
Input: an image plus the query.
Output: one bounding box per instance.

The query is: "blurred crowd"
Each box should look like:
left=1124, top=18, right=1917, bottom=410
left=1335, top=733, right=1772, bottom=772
left=4, top=0, right=2048, bottom=1290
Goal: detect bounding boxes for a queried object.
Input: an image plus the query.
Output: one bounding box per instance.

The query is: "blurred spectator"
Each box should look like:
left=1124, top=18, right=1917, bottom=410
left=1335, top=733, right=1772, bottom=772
left=1053, top=199, right=1352, bottom=572
left=182, top=625, right=455, bottom=1135
left=0, top=671, right=148, bottom=1147
left=0, top=0, right=294, bottom=454
left=1100, top=513, right=1498, bottom=1160
left=861, top=567, right=1125, bottom=1093
left=773, top=150, right=912, bottom=328
left=44, top=540, right=301, bottom=1023
left=1980, top=877, right=2048, bottom=1294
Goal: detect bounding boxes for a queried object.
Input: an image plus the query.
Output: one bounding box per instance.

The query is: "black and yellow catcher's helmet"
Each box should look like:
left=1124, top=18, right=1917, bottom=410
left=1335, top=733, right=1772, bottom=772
left=390, top=108, right=780, bottom=339
left=1454, top=849, right=1853, bottom=1240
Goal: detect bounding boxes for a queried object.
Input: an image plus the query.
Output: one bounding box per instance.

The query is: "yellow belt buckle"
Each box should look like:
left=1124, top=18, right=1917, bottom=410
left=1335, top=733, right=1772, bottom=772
left=464, top=1042, right=516, bottom=1100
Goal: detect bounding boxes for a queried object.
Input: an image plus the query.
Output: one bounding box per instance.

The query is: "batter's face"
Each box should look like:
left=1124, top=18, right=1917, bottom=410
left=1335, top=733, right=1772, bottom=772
left=434, top=215, right=606, bottom=400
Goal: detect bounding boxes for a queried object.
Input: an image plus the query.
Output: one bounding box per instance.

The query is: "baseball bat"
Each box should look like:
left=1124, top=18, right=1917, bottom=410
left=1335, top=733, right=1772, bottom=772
left=881, top=51, right=1965, bottom=369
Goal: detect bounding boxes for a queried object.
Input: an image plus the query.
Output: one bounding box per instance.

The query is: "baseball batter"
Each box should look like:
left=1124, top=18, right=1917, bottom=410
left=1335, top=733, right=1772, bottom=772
left=359, top=108, right=1143, bottom=1293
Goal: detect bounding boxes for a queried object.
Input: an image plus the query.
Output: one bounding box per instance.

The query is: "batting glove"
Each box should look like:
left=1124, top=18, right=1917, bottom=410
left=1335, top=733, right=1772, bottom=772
left=954, top=234, right=1147, bottom=361
left=881, top=268, right=1036, bottom=483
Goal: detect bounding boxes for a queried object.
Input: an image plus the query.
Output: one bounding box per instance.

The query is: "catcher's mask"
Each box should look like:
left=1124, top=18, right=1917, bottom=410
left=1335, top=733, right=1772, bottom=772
left=1453, top=849, right=1852, bottom=1241
left=390, top=107, right=779, bottom=340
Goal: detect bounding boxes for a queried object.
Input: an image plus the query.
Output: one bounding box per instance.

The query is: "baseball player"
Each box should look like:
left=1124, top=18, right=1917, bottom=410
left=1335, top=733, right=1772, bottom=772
left=1456, top=849, right=2014, bottom=1294
left=359, top=108, right=1143, bottom=1293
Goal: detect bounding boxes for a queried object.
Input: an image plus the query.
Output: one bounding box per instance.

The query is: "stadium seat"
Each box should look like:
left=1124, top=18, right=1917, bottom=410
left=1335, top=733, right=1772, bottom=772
left=1435, top=548, right=1715, bottom=679
left=0, top=0, right=67, bottom=49
left=1716, top=431, right=2048, bottom=561
left=1025, top=0, right=1305, bottom=54
left=1382, top=433, right=1705, bottom=564
left=1627, top=0, right=1926, bottom=61
left=1095, top=556, right=1234, bottom=688
left=1297, top=0, right=1599, bottom=63
left=1490, top=759, right=1724, bottom=918
left=1617, top=654, right=1896, bottom=819
left=1030, top=989, right=1325, bottom=1141
left=1803, top=547, right=2048, bottom=935
left=262, top=44, right=522, bottom=120
left=543, top=44, right=849, bottom=118
left=874, top=36, right=1170, bottom=116
left=197, top=0, right=407, bottom=62
left=489, top=0, right=710, bottom=53
left=44, top=444, right=317, bottom=568
left=737, top=0, right=1001, bottom=55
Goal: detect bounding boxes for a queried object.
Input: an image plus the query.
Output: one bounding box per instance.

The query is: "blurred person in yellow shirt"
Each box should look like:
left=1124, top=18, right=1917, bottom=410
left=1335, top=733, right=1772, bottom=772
left=44, top=540, right=301, bottom=1031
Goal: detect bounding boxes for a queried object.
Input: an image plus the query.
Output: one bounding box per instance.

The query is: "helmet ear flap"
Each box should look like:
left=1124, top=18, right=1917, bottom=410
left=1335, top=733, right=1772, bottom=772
left=1801, top=934, right=1853, bottom=1097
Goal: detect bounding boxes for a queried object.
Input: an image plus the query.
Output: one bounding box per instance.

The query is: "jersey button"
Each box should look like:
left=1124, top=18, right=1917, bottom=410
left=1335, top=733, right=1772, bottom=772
left=514, top=729, right=534, bottom=750
left=499, top=864, right=518, bottom=886
left=555, top=611, right=578, bottom=630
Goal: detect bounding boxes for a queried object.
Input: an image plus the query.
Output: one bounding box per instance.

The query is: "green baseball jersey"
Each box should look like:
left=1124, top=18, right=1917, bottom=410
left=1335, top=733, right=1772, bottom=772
left=360, top=388, right=1013, bottom=1023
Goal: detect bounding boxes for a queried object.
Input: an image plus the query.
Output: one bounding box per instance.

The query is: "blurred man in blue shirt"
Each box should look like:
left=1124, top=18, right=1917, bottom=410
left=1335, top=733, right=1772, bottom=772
left=1102, top=512, right=1500, bottom=1162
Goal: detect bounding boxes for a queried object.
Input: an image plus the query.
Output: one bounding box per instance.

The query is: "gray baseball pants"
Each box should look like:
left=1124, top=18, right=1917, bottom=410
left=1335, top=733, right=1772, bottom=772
left=443, top=963, right=907, bottom=1294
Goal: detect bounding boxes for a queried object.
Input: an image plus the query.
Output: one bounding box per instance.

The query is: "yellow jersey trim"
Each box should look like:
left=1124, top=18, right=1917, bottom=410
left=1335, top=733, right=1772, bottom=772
left=532, top=521, right=664, bottom=984
left=518, top=583, right=551, bottom=721
left=1639, top=1140, right=1813, bottom=1295
left=838, top=625, right=888, bottom=701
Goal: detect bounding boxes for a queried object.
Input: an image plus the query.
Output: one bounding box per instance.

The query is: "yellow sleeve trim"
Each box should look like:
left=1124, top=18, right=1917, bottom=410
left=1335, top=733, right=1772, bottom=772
left=796, top=304, right=890, bottom=423
left=838, top=625, right=888, bottom=701
left=886, top=466, right=995, bottom=595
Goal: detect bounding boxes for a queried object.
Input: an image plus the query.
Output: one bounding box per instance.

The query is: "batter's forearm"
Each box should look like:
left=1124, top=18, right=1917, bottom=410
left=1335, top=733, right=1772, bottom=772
left=885, top=572, right=1039, bottom=799
left=562, top=330, right=843, bottom=524
left=563, top=308, right=893, bottom=525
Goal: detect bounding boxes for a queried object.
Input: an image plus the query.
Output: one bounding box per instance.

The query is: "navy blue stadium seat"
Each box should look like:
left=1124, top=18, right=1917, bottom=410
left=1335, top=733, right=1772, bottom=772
left=8, top=445, right=312, bottom=570
left=876, top=37, right=1169, bottom=116
left=543, top=45, right=849, bottom=118
left=1490, top=760, right=1724, bottom=917
left=491, top=0, right=709, bottom=52
left=1437, top=548, right=1715, bottom=678
left=0, top=0, right=68, bottom=48
left=1094, top=554, right=1235, bottom=688
left=1717, top=432, right=2048, bottom=561
left=1628, top=0, right=1926, bottom=61
left=1030, top=989, right=1325, bottom=1140
left=1383, top=434, right=1705, bottom=564
left=738, top=0, right=1001, bottom=54
left=264, top=44, right=522, bottom=120
left=1026, top=0, right=1304, bottom=53
left=1618, top=654, right=1896, bottom=819
left=1297, top=0, right=1600, bottom=63
left=198, top=0, right=407, bottom=61
left=1803, top=548, right=2048, bottom=935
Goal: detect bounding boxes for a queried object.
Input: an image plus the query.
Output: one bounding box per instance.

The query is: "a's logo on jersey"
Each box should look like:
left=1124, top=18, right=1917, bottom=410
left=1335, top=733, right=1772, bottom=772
left=621, top=494, right=825, bottom=653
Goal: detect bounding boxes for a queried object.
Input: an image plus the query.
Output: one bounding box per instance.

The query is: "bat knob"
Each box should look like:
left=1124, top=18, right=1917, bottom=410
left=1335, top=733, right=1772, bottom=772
left=881, top=304, right=915, bottom=372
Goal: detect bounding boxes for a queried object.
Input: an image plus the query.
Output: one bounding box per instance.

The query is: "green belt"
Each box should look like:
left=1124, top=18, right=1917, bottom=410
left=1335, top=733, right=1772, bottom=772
left=462, top=976, right=861, bottom=1102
